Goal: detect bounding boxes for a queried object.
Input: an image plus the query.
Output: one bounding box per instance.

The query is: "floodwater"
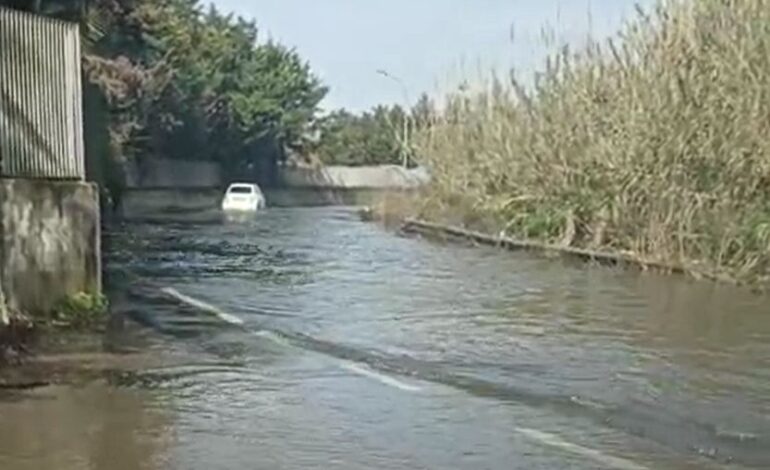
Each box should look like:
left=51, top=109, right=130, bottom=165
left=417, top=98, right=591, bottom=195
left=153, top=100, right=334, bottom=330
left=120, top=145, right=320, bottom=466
left=1, top=206, right=769, bottom=469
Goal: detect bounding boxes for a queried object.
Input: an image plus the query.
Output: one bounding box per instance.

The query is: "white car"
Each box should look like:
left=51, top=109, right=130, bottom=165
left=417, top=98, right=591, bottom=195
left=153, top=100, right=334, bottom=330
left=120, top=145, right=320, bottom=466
left=221, top=183, right=266, bottom=212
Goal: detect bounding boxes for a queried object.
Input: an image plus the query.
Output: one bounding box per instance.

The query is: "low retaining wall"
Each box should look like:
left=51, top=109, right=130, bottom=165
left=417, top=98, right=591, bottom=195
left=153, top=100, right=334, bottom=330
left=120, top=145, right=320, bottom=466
left=265, top=187, right=411, bottom=207
left=279, top=165, right=429, bottom=189
left=118, top=163, right=429, bottom=217
left=0, top=179, right=101, bottom=316
left=127, top=159, right=429, bottom=192
left=401, top=219, right=688, bottom=276
left=125, top=158, right=223, bottom=189
left=120, top=187, right=414, bottom=219
left=121, top=188, right=221, bottom=218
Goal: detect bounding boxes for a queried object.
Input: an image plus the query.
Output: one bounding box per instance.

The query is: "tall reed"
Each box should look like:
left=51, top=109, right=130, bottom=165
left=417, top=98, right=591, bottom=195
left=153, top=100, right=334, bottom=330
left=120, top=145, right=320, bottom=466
left=415, top=0, right=770, bottom=282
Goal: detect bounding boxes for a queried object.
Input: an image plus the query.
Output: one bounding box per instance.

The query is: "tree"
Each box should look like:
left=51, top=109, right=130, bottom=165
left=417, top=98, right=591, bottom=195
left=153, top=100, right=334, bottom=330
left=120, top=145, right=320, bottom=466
left=411, top=92, right=435, bottom=128
left=129, top=1, right=327, bottom=182
left=3, top=0, right=328, bottom=187
left=314, top=98, right=434, bottom=167
left=314, top=106, right=404, bottom=166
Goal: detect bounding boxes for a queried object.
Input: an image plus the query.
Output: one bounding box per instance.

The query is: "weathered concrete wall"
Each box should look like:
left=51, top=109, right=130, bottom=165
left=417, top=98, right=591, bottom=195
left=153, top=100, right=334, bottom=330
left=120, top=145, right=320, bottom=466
left=126, top=160, right=429, bottom=191
left=0, top=179, right=100, bottom=315
left=265, top=188, right=410, bottom=207
left=118, top=163, right=430, bottom=216
left=117, top=159, right=222, bottom=218
left=278, top=165, right=430, bottom=189
left=126, top=158, right=223, bottom=189
left=121, top=188, right=221, bottom=218
left=119, top=187, right=420, bottom=219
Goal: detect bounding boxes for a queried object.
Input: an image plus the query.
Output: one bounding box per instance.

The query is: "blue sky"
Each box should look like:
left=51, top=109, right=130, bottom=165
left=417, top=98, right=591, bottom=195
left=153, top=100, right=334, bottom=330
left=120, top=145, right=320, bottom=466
left=210, top=0, right=652, bottom=111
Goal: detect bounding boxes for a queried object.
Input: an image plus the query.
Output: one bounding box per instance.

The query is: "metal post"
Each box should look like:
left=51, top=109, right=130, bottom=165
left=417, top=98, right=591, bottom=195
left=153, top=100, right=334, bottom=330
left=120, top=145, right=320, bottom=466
left=376, top=69, right=412, bottom=168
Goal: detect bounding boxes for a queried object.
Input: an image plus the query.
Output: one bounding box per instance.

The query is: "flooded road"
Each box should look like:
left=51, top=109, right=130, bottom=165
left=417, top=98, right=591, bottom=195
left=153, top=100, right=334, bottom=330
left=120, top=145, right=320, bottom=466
left=2, top=207, right=770, bottom=469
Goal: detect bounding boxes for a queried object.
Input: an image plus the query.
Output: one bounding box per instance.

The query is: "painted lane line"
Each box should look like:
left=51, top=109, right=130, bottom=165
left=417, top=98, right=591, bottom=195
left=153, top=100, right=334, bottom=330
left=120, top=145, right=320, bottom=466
left=514, top=427, right=649, bottom=470
left=161, top=287, right=245, bottom=326
left=340, top=362, right=422, bottom=392
left=160, top=288, right=418, bottom=394
left=160, top=287, right=644, bottom=470
left=250, top=330, right=295, bottom=348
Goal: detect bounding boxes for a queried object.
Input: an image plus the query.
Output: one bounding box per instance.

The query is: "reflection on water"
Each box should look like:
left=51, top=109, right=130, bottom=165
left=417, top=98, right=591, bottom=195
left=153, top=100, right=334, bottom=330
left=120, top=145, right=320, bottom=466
left=222, top=211, right=260, bottom=225
left=2, top=207, right=770, bottom=469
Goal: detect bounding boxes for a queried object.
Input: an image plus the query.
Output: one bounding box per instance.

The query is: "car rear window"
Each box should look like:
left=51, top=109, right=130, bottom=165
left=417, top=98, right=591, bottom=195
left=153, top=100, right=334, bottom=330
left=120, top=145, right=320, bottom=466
left=229, top=186, right=253, bottom=194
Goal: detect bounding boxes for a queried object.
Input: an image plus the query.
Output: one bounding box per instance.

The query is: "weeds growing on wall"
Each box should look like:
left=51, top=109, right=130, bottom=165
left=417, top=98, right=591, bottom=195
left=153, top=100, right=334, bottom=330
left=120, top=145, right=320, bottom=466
left=53, top=292, right=109, bottom=329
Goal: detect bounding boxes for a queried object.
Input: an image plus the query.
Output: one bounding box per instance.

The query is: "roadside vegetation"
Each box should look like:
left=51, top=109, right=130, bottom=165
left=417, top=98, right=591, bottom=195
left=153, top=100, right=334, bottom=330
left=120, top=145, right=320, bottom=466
left=2, top=0, right=429, bottom=195
left=79, top=0, right=326, bottom=189
left=412, top=0, right=770, bottom=283
left=2, top=0, right=327, bottom=197
left=52, top=292, right=110, bottom=330
left=314, top=94, right=433, bottom=167
left=7, top=0, right=768, bottom=283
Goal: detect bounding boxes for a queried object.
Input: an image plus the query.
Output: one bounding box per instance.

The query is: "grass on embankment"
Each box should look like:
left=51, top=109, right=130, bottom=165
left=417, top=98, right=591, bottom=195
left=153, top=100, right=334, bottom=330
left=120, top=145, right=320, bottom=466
left=412, top=0, right=770, bottom=284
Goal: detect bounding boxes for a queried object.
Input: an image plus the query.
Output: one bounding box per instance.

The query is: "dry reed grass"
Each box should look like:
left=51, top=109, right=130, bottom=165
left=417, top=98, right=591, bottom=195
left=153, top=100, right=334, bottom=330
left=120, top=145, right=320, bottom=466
left=414, top=0, right=770, bottom=283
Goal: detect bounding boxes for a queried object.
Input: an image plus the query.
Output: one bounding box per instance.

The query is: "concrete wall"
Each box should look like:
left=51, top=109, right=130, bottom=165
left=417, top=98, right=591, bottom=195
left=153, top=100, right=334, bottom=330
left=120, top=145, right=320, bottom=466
left=0, top=9, right=100, bottom=323
left=118, top=162, right=430, bottom=217
left=119, top=187, right=420, bottom=219
left=278, top=165, right=430, bottom=189
left=121, top=188, right=221, bottom=218
left=126, top=158, right=223, bottom=189
left=126, top=160, right=429, bottom=191
left=266, top=188, right=411, bottom=207
left=0, top=179, right=100, bottom=316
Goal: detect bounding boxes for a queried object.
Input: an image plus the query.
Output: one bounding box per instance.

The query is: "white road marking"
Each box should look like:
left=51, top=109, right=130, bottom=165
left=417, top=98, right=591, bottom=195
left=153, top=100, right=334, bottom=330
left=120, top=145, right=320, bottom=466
left=341, top=362, right=422, bottom=392
left=250, top=330, right=294, bottom=348
left=160, top=288, right=645, bottom=470
left=514, top=427, right=649, bottom=470
left=161, top=287, right=245, bottom=326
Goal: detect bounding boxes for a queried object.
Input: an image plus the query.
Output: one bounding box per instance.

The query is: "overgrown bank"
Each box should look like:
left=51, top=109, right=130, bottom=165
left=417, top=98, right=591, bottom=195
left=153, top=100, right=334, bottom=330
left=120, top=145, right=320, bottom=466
left=412, top=0, right=770, bottom=284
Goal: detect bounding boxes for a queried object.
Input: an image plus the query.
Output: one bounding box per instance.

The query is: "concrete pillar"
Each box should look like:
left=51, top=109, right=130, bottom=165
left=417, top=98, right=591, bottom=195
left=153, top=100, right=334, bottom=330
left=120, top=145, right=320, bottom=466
left=0, top=178, right=101, bottom=317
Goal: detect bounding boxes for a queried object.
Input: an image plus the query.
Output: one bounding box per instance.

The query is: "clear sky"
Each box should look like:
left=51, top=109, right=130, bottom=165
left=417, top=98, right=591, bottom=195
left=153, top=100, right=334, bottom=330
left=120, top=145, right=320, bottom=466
left=210, top=0, right=652, bottom=111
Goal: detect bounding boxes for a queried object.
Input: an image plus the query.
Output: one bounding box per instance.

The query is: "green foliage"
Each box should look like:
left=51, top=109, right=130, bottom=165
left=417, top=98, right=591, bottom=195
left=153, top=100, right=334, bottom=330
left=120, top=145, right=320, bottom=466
left=123, top=0, right=327, bottom=177
left=3, top=0, right=435, bottom=177
left=2, top=0, right=328, bottom=188
left=315, top=94, right=434, bottom=166
left=53, top=292, right=109, bottom=329
left=315, top=106, right=403, bottom=166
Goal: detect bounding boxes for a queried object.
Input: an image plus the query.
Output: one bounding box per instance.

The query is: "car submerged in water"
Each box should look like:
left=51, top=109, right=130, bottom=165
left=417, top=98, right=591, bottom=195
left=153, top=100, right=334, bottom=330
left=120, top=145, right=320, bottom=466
left=221, top=183, right=266, bottom=212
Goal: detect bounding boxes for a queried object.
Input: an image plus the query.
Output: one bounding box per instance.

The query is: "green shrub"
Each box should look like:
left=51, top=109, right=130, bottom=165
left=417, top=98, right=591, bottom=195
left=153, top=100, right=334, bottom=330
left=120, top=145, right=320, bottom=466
left=53, top=292, right=109, bottom=329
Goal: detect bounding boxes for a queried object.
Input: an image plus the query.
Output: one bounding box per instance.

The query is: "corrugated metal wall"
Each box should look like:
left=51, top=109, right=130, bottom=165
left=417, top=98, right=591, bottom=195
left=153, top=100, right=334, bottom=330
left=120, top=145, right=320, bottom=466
left=0, top=7, right=85, bottom=180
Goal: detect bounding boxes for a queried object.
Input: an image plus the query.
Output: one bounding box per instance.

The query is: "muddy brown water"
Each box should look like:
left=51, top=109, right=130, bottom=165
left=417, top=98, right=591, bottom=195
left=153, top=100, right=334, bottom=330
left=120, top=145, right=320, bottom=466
left=1, top=207, right=769, bottom=469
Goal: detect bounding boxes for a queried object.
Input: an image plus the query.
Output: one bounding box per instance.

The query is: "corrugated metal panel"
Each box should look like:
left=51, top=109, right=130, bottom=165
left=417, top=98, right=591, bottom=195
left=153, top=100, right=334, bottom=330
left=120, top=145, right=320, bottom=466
left=0, top=7, right=84, bottom=180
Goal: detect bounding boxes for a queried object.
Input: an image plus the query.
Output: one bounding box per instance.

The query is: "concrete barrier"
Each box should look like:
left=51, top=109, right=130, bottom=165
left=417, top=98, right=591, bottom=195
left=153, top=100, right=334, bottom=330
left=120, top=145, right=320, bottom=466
left=126, top=158, right=223, bottom=189
left=121, top=188, right=221, bottom=218
left=0, top=179, right=101, bottom=315
left=119, top=162, right=430, bottom=216
left=120, top=187, right=414, bottom=218
left=265, top=187, right=412, bottom=207
left=278, top=165, right=430, bottom=189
